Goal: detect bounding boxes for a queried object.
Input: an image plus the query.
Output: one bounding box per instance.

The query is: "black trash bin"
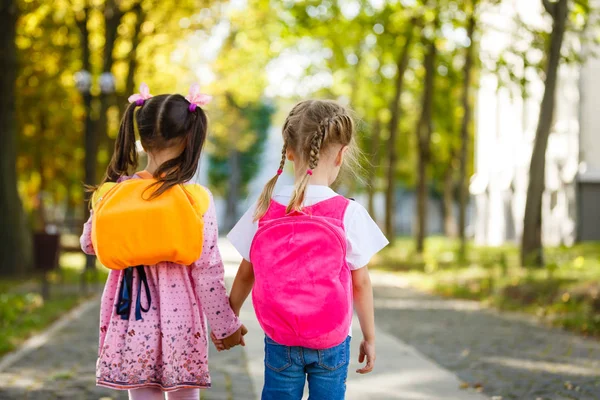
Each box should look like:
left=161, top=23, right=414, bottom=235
left=33, top=232, right=60, bottom=272
left=33, top=232, right=61, bottom=299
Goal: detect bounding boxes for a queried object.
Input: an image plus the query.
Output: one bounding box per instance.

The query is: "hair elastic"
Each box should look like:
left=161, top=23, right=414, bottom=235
left=128, top=83, right=153, bottom=106
left=185, top=83, right=212, bottom=112
left=277, top=169, right=283, bottom=176
left=306, top=169, right=313, bottom=176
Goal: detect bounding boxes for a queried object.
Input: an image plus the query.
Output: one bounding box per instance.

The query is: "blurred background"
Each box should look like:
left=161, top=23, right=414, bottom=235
left=1, top=0, right=600, bottom=399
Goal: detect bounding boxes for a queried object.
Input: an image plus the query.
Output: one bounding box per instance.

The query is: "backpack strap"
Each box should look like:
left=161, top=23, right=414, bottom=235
left=183, top=184, right=211, bottom=216
left=116, top=265, right=151, bottom=321
left=91, top=183, right=118, bottom=211
left=305, top=196, right=350, bottom=222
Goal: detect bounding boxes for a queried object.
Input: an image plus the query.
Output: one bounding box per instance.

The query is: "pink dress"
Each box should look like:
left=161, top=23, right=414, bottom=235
left=80, top=176, right=241, bottom=392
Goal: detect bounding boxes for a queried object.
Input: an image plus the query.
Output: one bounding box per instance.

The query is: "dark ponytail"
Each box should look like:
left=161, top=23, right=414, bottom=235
left=90, top=102, right=140, bottom=199
left=150, top=101, right=207, bottom=198
left=93, top=94, right=208, bottom=200
left=107, top=103, right=139, bottom=182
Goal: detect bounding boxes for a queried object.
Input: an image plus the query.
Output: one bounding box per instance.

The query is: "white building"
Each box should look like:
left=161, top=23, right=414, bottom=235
left=472, top=0, right=600, bottom=246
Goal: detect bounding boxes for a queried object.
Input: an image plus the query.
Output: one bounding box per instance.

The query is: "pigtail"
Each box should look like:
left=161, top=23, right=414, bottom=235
left=91, top=102, right=139, bottom=198
left=107, top=103, right=139, bottom=182
left=253, top=103, right=307, bottom=221
left=286, top=119, right=328, bottom=214
left=253, top=143, right=287, bottom=221
left=151, top=99, right=208, bottom=198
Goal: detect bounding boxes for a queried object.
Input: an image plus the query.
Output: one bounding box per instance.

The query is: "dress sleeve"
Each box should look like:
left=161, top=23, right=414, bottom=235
left=344, top=202, right=389, bottom=270
left=226, top=201, right=258, bottom=262
left=79, top=214, right=96, bottom=256
left=192, top=193, right=242, bottom=339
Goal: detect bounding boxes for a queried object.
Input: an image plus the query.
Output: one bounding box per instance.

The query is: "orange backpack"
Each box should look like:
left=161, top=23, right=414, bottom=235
left=91, top=172, right=210, bottom=270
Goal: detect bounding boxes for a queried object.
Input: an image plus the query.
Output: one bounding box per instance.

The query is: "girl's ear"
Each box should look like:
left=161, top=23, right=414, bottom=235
left=286, top=148, right=295, bottom=162
left=335, top=145, right=349, bottom=167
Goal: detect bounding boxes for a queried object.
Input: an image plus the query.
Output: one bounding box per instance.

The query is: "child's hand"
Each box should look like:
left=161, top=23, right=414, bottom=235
left=211, top=331, right=226, bottom=351
left=222, top=325, right=248, bottom=349
left=211, top=325, right=248, bottom=351
left=356, top=339, right=375, bottom=374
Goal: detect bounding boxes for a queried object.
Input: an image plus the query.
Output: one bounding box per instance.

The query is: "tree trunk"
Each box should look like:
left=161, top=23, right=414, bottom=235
left=0, top=0, right=32, bottom=276
left=459, top=2, right=477, bottom=260
left=35, top=113, right=48, bottom=230
left=368, top=118, right=381, bottom=217
left=521, top=0, right=569, bottom=267
left=415, top=22, right=438, bottom=254
left=75, top=3, right=98, bottom=280
left=385, top=24, right=416, bottom=243
left=114, top=3, right=144, bottom=128
left=416, top=150, right=428, bottom=252
left=443, top=164, right=457, bottom=237
left=97, top=0, right=125, bottom=169
left=125, top=4, right=144, bottom=97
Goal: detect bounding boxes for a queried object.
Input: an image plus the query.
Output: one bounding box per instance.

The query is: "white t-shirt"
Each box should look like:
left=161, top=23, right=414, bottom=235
left=227, top=185, right=389, bottom=269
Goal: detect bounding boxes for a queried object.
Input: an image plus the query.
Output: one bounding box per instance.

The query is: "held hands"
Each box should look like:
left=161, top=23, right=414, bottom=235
left=212, top=327, right=375, bottom=374
left=211, top=324, right=248, bottom=351
left=356, top=339, right=375, bottom=374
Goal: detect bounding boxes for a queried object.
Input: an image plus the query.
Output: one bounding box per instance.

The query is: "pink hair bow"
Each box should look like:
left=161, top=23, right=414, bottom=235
left=185, top=83, right=212, bottom=112
left=128, top=83, right=153, bottom=106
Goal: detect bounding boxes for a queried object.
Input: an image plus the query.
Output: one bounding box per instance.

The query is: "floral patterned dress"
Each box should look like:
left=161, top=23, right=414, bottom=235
left=80, top=176, right=241, bottom=392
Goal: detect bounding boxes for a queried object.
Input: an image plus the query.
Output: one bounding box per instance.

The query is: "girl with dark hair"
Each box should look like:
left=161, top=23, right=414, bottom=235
left=80, top=84, right=245, bottom=400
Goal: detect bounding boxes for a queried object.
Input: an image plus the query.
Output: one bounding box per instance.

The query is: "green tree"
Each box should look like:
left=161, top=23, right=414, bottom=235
left=430, top=48, right=463, bottom=239
left=206, top=0, right=280, bottom=228
left=0, top=0, right=32, bottom=275
left=208, top=101, right=274, bottom=200
left=385, top=18, right=418, bottom=242
left=414, top=6, right=439, bottom=253
left=521, top=0, right=570, bottom=266
left=458, top=0, right=478, bottom=258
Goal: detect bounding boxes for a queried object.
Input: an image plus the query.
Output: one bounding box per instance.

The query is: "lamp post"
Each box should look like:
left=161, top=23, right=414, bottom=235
left=75, top=69, right=96, bottom=292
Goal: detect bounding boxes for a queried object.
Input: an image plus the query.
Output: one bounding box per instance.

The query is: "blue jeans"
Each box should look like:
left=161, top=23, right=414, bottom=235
left=262, top=336, right=351, bottom=400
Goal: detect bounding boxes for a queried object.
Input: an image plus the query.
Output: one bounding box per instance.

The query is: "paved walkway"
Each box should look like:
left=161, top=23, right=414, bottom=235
left=0, top=297, right=253, bottom=400
left=5, top=239, right=598, bottom=399
left=371, top=272, right=600, bottom=400
left=221, top=239, right=488, bottom=400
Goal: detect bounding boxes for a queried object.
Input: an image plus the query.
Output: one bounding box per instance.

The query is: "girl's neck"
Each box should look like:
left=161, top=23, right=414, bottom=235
left=144, top=150, right=181, bottom=175
left=294, top=167, right=330, bottom=187
left=145, top=158, right=161, bottom=175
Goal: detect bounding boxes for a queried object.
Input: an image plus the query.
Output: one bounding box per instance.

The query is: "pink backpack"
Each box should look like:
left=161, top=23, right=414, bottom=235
left=250, top=196, right=352, bottom=349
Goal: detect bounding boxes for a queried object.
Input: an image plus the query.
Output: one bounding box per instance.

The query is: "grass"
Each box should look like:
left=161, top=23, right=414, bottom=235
left=0, top=248, right=109, bottom=357
left=371, top=237, right=600, bottom=338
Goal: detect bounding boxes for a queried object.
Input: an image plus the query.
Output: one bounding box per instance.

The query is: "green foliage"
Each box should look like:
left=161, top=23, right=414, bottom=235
left=0, top=291, right=81, bottom=355
left=14, top=0, right=229, bottom=224
left=208, top=101, right=275, bottom=196
left=0, top=249, right=108, bottom=356
left=371, top=237, right=600, bottom=337
left=274, top=0, right=479, bottom=196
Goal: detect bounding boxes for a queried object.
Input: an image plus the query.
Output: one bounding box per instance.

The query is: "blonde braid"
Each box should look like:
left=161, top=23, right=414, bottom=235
left=286, top=120, right=328, bottom=214
left=254, top=141, right=287, bottom=221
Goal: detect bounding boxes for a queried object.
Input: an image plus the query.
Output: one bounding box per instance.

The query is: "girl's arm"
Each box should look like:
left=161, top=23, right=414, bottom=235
left=211, top=259, right=254, bottom=351
left=229, top=259, right=255, bottom=315
left=352, top=267, right=376, bottom=374
left=192, top=198, right=243, bottom=347
left=80, top=214, right=96, bottom=255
